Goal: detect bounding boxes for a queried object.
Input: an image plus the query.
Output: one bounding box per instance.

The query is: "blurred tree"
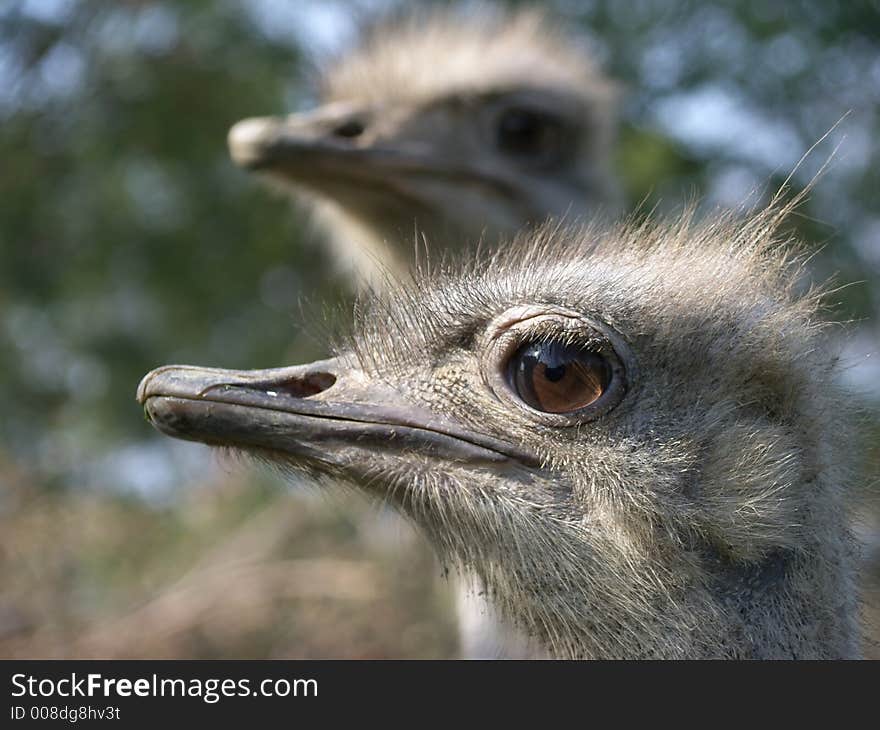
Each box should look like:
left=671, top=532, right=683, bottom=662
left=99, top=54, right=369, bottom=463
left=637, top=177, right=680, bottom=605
left=0, top=0, right=344, bottom=487
left=1, top=0, right=877, bottom=488
left=578, top=0, right=880, bottom=317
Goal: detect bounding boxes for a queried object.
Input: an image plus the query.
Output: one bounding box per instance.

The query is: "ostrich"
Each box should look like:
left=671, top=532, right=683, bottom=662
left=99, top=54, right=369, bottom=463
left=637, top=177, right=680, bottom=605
left=227, top=5, right=618, bottom=286
left=230, top=3, right=618, bottom=656
left=138, top=206, right=861, bottom=659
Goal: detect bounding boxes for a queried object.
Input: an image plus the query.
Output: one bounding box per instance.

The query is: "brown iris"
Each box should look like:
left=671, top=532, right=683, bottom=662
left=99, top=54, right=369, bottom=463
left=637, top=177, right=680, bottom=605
left=508, top=341, right=611, bottom=413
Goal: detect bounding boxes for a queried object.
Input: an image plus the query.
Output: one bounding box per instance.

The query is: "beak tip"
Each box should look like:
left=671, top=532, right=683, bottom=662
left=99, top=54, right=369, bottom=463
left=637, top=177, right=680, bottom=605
left=136, top=371, right=153, bottom=405
left=228, top=117, right=278, bottom=168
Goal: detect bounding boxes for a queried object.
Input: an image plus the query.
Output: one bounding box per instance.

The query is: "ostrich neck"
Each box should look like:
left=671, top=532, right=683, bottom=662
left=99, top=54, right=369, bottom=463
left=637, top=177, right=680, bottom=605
left=308, top=200, right=408, bottom=288
left=453, top=515, right=861, bottom=659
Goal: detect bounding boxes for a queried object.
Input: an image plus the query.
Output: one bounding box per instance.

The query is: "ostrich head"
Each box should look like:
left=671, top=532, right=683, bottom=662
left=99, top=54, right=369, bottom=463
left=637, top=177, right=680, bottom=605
left=138, top=206, right=860, bottom=658
left=228, top=5, right=618, bottom=284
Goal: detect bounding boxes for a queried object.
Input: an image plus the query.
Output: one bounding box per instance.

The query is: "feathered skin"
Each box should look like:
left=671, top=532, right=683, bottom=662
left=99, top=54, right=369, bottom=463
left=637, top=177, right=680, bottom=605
left=140, top=203, right=862, bottom=659
left=322, top=5, right=612, bottom=110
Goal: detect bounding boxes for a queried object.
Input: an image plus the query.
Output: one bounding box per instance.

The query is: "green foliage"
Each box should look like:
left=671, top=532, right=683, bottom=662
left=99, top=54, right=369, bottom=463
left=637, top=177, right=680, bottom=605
left=0, top=1, right=343, bottom=471
left=1, top=0, right=877, bottom=484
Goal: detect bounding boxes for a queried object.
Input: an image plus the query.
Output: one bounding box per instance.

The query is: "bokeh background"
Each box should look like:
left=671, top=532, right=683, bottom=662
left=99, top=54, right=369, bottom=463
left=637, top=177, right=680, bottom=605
left=1, top=0, right=878, bottom=658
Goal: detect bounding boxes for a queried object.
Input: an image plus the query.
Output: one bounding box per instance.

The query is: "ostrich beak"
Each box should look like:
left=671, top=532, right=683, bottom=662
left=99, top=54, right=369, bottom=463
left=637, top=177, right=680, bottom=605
left=227, top=109, right=520, bottom=200
left=137, top=358, right=536, bottom=467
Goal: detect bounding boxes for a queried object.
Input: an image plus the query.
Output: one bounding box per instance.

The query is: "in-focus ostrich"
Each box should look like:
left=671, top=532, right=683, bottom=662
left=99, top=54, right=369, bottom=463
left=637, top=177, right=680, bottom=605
left=228, top=5, right=618, bottom=287
left=230, top=3, right=619, bottom=656
left=138, top=206, right=861, bottom=659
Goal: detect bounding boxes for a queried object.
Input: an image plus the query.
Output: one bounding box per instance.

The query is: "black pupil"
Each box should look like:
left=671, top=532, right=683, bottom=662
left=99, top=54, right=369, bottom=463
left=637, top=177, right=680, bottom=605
left=543, top=364, right=566, bottom=382
left=497, top=109, right=548, bottom=156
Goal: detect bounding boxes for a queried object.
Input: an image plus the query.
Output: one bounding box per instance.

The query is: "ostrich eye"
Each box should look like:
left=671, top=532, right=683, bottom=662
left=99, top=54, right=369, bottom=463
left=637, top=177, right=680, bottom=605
left=496, top=108, right=563, bottom=161
left=508, top=341, right=611, bottom=413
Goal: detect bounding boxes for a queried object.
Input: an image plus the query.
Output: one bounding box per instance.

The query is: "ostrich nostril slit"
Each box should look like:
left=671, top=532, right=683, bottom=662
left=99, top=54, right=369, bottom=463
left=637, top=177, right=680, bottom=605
left=332, top=120, right=365, bottom=138
left=261, top=372, right=336, bottom=398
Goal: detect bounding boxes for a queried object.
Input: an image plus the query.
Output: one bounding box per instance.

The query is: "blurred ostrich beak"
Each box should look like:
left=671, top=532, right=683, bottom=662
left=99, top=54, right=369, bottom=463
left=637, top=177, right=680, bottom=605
left=227, top=108, right=520, bottom=202
left=228, top=107, right=418, bottom=189
left=137, top=359, right=535, bottom=466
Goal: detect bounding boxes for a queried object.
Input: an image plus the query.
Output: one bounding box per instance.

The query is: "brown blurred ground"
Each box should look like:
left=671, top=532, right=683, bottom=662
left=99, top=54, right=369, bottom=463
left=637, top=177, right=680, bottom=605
left=1, top=451, right=878, bottom=658
left=0, top=456, right=459, bottom=659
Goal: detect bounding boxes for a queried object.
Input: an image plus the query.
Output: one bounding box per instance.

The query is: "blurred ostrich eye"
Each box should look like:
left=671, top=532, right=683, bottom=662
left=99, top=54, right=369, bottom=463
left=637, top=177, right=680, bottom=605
left=496, top=108, right=563, bottom=161
left=507, top=340, right=611, bottom=413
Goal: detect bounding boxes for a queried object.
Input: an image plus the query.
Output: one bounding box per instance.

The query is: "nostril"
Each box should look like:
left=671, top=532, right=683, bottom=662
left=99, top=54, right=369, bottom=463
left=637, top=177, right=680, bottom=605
left=332, top=120, right=365, bottom=138
left=265, top=372, right=336, bottom=398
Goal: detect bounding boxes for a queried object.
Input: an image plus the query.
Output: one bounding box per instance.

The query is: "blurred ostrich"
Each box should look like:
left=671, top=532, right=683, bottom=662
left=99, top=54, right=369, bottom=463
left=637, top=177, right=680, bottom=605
left=139, top=206, right=861, bottom=659
left=228, top=5, right=618, bottom=287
